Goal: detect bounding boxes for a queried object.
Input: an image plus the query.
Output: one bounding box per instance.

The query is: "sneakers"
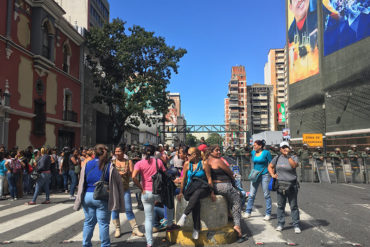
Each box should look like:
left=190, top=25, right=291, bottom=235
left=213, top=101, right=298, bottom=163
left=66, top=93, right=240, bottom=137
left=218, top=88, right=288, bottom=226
left=159, top=218, right=168, bottom=229
left=294, top=227, right=301, bottom=234
left=65, top=190, right=69, bottom=194
left=275, top=225, right=283, bottom=232
left=69, top=196, right=76, bottom=200
left=177, top=214, right=187, bottom=227
left=192, top=229, right=199, bottom=240
left=242, top=212, right=251, bottom=218
left=263, top=215, right=271, bottom=221
left=14, top=197, right=18, bottom=201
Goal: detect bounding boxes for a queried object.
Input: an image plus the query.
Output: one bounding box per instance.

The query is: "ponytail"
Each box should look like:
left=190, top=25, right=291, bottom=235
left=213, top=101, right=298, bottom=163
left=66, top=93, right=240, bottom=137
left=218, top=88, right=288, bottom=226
left=94, top=144, right=109, bottom=170
left=254, top=139, right=266, bottom=149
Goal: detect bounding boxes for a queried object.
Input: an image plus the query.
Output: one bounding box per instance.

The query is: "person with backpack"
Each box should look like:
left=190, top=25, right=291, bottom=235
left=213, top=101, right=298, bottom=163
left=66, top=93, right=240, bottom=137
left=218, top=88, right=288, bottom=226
left=27, top=147, right=52, bottom=205
left=268, top=141, right=301, bottom=234
left=5, top=151, right=25, bottom=201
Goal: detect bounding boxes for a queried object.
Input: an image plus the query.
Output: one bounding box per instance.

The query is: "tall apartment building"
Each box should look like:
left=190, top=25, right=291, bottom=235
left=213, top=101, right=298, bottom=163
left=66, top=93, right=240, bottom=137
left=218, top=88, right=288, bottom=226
left=264, top=48, right=287, bottom=131
left=224, top=66, right=248, bottom=147
left=247, top=84, right=274, bottom=135
left=54, top=0, right=109, bottom=32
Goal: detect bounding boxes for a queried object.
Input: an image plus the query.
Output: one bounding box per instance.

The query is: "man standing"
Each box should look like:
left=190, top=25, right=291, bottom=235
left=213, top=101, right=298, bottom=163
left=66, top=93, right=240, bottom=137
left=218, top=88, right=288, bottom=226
left=329, top=148, right=345, bottom=182
left=347, top=144, right=361, bottom=183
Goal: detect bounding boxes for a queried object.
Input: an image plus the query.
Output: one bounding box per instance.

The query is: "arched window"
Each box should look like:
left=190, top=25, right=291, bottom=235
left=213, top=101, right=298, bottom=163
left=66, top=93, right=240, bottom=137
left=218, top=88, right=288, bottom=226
left=63, top=43, right=71, bottom=73
left=42, top=22, right=50, bottom=58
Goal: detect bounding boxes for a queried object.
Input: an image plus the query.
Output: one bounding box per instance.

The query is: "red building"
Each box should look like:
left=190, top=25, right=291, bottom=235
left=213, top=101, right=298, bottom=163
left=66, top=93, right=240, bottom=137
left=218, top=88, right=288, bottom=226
left=0, top=0, right=84, bottom=150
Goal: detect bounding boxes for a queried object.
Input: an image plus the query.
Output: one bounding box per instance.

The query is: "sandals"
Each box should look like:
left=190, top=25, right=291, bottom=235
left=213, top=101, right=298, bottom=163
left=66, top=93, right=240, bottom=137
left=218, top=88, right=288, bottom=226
left=236, top=234, right=248, bottom=243
left=26, top=201, right=36, bottom=205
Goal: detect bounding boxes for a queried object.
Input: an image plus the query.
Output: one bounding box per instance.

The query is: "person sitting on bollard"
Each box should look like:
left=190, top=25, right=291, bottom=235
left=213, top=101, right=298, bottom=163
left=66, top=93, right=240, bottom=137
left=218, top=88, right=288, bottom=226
left=176, top=147, right=214, bottom=240
left=206, top=145, right=247, bottom=243
left=268, top=141, right=301, bottom=234
left=244, top=140, right=272, bottom=220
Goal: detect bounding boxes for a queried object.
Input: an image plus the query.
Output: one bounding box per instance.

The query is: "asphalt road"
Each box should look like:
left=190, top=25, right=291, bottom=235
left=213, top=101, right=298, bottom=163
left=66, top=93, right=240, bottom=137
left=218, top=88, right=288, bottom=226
left=0, top=182, right=369, bottom=247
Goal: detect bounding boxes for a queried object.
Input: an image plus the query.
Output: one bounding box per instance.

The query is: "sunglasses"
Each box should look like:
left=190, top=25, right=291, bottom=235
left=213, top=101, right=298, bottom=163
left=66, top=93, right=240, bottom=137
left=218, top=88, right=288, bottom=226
left=281, top=145, right=290, bottom=149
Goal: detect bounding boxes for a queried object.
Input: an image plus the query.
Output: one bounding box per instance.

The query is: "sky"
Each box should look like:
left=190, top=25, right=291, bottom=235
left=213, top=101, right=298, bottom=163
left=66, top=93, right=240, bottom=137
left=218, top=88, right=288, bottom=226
left=109, top=0, right=287, bottom=125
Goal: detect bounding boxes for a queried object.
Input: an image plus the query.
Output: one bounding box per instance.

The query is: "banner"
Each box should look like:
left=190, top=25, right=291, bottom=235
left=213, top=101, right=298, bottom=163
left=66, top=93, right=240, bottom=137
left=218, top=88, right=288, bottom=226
left=323, top=0, right=370, bottom=56
left=287, top=0, right=319, bottom=84
left=283, top=128, right=291, bottom=140
left=277, top=103, right=286, bottom=123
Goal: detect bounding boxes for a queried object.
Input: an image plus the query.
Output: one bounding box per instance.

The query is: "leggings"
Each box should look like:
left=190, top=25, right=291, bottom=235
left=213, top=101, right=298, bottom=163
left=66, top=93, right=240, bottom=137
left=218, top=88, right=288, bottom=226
left=214, top=182, right=241, bottom=227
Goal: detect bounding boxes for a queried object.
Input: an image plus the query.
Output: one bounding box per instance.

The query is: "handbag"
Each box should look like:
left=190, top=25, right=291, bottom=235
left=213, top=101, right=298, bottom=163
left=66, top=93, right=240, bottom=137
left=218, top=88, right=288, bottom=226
left=184, top=177, right=210, bottom=201
left=152, top=159, right=165, bottom=195
left=269, top=155, right=281, bottom=191
left=30, top=170, right=40, bottom=181
left=93, top=163, right=109, bottom=201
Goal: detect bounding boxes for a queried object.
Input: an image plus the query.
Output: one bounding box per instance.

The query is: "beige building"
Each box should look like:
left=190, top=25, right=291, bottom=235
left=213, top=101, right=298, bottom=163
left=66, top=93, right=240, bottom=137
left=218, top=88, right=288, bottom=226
left=264, top=48, right=287, bottom=131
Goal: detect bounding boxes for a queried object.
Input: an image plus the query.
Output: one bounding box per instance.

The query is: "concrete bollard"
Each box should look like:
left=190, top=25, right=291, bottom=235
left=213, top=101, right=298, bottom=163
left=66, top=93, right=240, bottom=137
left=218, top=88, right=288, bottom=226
left=167, top=195, right=237, bottom=246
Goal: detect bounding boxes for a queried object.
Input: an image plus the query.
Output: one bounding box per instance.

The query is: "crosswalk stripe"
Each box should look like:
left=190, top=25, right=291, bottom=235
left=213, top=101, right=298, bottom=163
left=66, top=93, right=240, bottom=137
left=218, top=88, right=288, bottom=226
left=67, top=204, right=139, bottom=242
left=12, top=210, right=84, bottom=242
left=244, top=207, right=285, bottom=243
left=0, top=203, right=72, bottom=234
left=353, top=204, right=370, bottom=210
left=0, top=204, right=32, bottom=218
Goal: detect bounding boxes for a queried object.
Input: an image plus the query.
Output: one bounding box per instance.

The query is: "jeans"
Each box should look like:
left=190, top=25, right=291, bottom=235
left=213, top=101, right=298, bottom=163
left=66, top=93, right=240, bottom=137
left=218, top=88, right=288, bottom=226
left=112, top=189, right=135, bottom=221
left=82, top=192, right=110, bottom=247
left=142, top=191, right=160, bottom=246
left=32, top=173, right=51, bottom=202
left=7, top=172, right=19, bottom=198
left=23, top=172, right=30, bottom=194
left=0, top=175, right=4, bottom=196
left=63, top=170, right=77, bottom=196
left=277, top=186, right=300, bottom=227
left=153, top=206, right=164, bottom=228
left=246, top=173, right=272, bottom=216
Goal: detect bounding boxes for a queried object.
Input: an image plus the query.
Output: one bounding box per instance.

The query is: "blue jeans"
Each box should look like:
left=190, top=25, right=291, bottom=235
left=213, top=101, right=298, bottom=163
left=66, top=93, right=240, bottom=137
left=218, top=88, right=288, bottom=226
left=23, top=172, right=30, bottom=194
left=32, top=173, right=51, bottom=202
left=111, top=189, right=135, bottom=221
left=63, top=170, right=77, bottom=196
left=246, top=173, right=272, bottom=216
left=142, top=191, right=160, bottom=246
left=153, top=206, right=164, bottom=228
left=82, top=192, right=110, bottom=247
left=0, top=175, right=4, bottom=196
left=7, top=172, right=19, bottom=198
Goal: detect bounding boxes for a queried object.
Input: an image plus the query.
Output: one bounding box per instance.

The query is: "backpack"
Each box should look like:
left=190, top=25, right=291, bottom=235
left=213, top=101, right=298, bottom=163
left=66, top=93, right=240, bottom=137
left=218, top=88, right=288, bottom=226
left=11, top=159, right=22, bottom=173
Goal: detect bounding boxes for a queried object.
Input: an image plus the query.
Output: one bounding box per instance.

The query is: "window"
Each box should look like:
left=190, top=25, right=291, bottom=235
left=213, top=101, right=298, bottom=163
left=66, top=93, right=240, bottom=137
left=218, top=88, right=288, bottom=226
left=33, top=99, right=46, bottom=136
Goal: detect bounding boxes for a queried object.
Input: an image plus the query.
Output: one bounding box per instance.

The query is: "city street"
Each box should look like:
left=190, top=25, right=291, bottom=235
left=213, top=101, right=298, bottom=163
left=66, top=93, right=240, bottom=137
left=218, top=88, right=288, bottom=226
left=0, top=182, right=369, bottom=247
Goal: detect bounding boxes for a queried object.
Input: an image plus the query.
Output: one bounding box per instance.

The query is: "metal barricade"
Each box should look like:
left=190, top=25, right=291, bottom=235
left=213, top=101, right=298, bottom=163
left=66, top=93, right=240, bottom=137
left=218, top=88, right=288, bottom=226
left=331, top=158, right=346, bottom=183
left=314, top=159, right=331, bottom=183
left=301, top=159, right=314, bottom=182
left=326, top=158, right=338, bottom=183
left=364, top=157, right=370, bottom=184
left=348, top=158, right=364, bottom=183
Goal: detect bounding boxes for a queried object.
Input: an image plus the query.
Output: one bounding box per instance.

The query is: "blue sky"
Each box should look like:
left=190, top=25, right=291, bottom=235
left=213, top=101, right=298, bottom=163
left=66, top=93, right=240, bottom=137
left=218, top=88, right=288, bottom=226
left=109, top=0, right=286, bottom=125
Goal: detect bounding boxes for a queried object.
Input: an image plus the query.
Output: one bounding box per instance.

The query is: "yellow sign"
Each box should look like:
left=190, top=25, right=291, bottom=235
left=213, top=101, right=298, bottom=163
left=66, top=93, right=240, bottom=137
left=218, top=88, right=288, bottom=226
left=302, top=133, right=323, bottom=147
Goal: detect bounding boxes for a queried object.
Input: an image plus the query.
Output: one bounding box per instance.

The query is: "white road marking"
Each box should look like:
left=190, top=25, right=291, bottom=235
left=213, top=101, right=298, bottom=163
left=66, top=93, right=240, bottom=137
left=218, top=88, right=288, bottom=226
left=353, top=204, right=370, bottom=210
left=0, top=203, right=72, bottom=233
left=12, top=210, right=84, bottom=242
left=243, top=208, right=285, bottom=243
left=0, top=204, right=32, bottom=217
left=342, top=184, right=366, bottom=190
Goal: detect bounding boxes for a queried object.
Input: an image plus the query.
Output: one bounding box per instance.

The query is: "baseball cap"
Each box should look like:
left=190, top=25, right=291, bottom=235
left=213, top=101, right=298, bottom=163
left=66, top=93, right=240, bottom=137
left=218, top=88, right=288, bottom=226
left=198, top=144, right=207, bottom=152
left=280, top=141, right=290, bottom=149
left=33, top=149, right=40, bottom=153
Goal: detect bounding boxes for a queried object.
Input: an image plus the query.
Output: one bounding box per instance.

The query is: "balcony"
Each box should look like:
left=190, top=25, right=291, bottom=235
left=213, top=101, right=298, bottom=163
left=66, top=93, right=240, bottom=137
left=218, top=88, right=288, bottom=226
left=63, top=110, right=78, bottom=122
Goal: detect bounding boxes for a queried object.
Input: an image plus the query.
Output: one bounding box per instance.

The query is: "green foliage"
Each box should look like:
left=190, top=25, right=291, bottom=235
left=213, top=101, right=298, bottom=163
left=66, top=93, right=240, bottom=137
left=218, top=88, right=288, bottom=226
left=85, top=18, right=186, bottom=144
left=206, top=133, right=223, bottom=146
left=186, top=134, right=198, bottom=147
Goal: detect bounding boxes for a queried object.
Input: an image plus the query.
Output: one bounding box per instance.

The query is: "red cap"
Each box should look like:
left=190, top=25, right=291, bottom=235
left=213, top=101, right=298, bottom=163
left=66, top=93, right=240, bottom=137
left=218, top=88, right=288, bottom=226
left=198, top=144, right=207, bottom=152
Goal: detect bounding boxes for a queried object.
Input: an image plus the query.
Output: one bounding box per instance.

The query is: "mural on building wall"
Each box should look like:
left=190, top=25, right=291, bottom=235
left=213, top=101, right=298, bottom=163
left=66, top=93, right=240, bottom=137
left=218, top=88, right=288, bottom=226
left=323, top=0, right=370, bottom=56
left=165, top=103, right=178, bottom=131
left=287, top=0, right=319, bottom=84
left=277, top=102, right=286, bottom=123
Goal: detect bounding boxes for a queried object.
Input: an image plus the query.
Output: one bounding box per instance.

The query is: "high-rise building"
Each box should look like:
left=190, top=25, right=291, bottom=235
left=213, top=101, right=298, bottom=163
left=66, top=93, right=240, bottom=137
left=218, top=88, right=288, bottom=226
left=264, top=48, right=287, bottom=131
left=224, top=66, right=248, bottom=147
left=247, top=84, right=274, bottom=135
left=54, top=0, right=109, bottom=32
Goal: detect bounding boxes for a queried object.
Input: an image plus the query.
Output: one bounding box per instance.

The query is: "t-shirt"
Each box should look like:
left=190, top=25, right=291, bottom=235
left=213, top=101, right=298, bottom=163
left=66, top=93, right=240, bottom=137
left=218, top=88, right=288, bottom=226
left=251, top=150, right=272, bottom=175
left=271, top=155, right=299, bottom=182
left=134, top=158, right=166, bottom=191
left=0, top=160, right=6, bottom=176
left=85, top=159, right=111, bottom=192
left=173, top=155, right=184, bottom=169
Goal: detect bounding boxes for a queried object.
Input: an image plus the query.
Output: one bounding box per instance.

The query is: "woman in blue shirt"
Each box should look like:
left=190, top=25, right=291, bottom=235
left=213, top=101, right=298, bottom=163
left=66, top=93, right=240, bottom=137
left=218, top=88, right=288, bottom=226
left=244, top=140, right=272, bottom=220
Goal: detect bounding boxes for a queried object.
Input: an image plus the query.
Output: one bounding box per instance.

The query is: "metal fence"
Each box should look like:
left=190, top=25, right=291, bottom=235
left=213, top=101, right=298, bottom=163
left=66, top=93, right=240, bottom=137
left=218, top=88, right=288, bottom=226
left=227, top=155, right=370, bottom=184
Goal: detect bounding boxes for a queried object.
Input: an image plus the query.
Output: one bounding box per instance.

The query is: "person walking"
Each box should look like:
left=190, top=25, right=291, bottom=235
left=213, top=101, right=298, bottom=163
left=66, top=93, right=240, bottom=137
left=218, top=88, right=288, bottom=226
left=60, top=148, right=78, bottom=200
left=176, top=147, right=213, bottom=240
left=132, top=145, right=173, bottom=247
left=268, top=141, right=301, bottom=234
left=27, top=147, right=52, bottom=205
left=111, top=144, right=144, bottom=238
left=73, top=144, right=125, bottom=247
left=243, top=140, right=272, bottom=220
left=0, top=152, right=6, bottom=199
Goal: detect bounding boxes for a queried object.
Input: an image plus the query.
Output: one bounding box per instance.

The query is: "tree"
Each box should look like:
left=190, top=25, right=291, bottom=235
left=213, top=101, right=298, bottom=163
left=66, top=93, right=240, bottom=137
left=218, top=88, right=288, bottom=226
left=85, top=18, right=187, bottom=144
left=206, top=133, right=224, bottom=146
left=186, top=134, right=198, bottom=147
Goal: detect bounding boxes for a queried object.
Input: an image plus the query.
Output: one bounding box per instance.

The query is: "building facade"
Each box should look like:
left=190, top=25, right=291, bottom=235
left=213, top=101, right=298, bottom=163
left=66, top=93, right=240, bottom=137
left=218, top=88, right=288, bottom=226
left=264, top=48, right=287, bottom=131
left=165, top=93, right=186, bottom=146
left=0, top=0, right=84, bottom=150
left=224, top=66, right=248, bottom=147
left=247, top=84, right=274, bottom=135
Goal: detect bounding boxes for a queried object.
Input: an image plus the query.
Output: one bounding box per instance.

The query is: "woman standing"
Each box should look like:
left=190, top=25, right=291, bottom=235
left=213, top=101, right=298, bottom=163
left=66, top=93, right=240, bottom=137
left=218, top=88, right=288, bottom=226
left=74, top=144, right=125, bottom=247
left=268, top=141, right=301, bottom=233
left=176, top=147, right=213, bottom=240
left=111, top=145, right=144, bottom=238
left=206, top=145, right=246, bottom=242
left=0, top=152, right=6, bottom=199
left=132, top=145, right=168, bottom=247
left=244, top=140, right=272, bottom=220
left=5, top=151, right=25, bottom=201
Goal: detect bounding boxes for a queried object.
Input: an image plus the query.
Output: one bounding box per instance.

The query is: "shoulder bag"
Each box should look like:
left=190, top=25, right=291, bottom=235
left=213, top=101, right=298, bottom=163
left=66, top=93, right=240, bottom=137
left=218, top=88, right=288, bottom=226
left=152, top=159, right=165, bottom=195
left=268, top=155, right=281, bottom=191
left=93, top=163, right=110, bottom=201
left=248, top=150, right=269, bottom=182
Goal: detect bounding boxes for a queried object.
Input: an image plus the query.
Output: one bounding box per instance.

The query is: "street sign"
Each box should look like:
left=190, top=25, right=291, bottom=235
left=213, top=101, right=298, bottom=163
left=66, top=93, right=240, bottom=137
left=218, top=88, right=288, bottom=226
left=302, top=133, right=323, bottom=147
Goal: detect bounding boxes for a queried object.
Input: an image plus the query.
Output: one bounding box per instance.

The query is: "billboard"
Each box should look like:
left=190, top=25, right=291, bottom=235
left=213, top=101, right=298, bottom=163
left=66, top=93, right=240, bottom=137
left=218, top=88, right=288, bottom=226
left=277, top=103, right=286, bottom=123
left=323, top=0, right=370, bottom=56
left=287, top=0, right=319, bottom=84
left=283, top=128, right=291, bottom=140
